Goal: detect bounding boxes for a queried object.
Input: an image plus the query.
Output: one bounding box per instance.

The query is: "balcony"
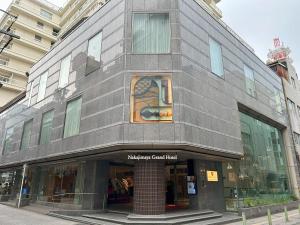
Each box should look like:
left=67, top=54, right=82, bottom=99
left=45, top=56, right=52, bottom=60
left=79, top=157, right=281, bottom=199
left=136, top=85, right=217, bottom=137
left=0, top=74, right=26, bottom=91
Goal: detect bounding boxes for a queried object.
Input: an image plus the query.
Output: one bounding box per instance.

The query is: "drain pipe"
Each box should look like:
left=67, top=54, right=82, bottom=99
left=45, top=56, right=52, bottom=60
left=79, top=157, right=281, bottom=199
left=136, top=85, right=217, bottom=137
left=17, top=164, right=27, bottom=208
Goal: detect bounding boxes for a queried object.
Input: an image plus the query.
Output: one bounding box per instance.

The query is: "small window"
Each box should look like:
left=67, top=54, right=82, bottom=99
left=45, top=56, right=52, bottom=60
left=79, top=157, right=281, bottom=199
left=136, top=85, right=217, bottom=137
left=209, top=38, right=224, bottom=77
left=35, top=34, right=42, bottom=42
left=86, top=32, right=102, bottom=74
left=244, top=65, right=256, bottom=97
left=2, top=127, right=14, bottom=155
left=130, top=75, right=173, bottom=123
left=133, top=13, right=170, bottom=54
left=20, top=119, right=33, bottom=150
left=40, top=9, right=52, bottom=20
left=39, top=110, right=54, bottom=145
left=27, top=81, right=34, bottom=107
left=63, top=97, right=82, bottom=138
left=37, top=21, right=44, bottom=29
left=58, top=54, right=72, bottom=88
left=37, top=71, right=48, bottom=102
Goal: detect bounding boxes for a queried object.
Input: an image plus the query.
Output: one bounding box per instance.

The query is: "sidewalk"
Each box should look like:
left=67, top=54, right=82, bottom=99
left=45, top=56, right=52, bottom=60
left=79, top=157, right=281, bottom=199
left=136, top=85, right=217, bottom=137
left=227, top=209, right=300, bottom=225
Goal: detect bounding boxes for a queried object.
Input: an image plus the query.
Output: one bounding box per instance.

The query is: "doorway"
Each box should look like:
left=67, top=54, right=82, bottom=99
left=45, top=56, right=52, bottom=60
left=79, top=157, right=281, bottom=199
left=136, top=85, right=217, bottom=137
left=107, top=163, right=134, bottom=211
left=165, top=161, right=190, bottom=210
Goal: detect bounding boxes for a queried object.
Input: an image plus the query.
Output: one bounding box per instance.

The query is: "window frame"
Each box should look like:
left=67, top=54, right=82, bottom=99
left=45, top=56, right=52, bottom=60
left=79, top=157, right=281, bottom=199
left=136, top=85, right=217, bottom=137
left=208, top=37, right=224, bottom=78
left=86, top=31, right=103, bottom=75
left=37, top=71, right=48, bottom=102
left=34, top=34, right=42, bottom=42
left=58, top=54, right=72, bottom=88
left=132, top=12, right=171, bottom=54
left=2, top=126, right=14, bottom=155
left=63, top=96, right=82, bottom=139
left=39, top=109, right=54, bottom=145
left=243, top=64, right=256, bottom=97
left=40, top=9, right=53, bottom=20
left=20, top=119, right=33, bottom=150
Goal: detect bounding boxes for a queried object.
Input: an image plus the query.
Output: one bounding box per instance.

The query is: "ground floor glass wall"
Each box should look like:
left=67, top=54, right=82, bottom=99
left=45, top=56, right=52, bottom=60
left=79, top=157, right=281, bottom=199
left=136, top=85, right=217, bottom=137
left=0, top=168, right=22, bottom=202
left=29, top=162, right=85, bottom=205
left=223, top=112, right=291, bottom=211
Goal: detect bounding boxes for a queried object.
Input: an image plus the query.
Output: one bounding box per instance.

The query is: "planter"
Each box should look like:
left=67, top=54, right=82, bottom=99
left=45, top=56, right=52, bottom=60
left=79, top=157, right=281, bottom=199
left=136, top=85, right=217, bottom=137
left=0, top=195, right=9, bottom=202
left=239, top=200, right=300, bottom=218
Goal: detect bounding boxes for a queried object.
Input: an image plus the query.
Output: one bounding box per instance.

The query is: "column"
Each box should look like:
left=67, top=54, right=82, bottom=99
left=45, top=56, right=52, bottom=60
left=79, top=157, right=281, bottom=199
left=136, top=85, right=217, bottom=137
left=134, top=160, right=165, bottom=215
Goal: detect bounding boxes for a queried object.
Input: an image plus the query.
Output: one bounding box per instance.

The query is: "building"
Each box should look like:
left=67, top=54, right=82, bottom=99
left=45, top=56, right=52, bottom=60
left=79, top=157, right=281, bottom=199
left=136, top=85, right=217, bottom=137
left=0, top=0, right=298, bottom=224
left=0, top=0, right=60, bottom=107
left=0, top=0, right=223, bottom=108
left=267, top=39, right=300, bottom=191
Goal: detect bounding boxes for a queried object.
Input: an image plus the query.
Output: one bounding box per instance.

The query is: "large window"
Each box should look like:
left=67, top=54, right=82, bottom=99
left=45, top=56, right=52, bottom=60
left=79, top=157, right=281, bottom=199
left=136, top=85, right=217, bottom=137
left=20, top=120, right=33, bottom=150
left=2, top=127, right=14, bottom=154
left=39, top=110, right=54, bottom=145
left=63, top=97, right=82, bottom=138
left=133, top=13, right=170, bottom=54
left=223, top=113, right=291, bottom=211
left=209, top=38, right=224, bottom=77
left=37, top=71, right=48, bottom=102
left=86, top=32, right=102, bottom=74
left=58, top=54, right=72, bottom=88
left=244, top=65, right=256, bottom=97
left=130, top=75, right=173, bottom=123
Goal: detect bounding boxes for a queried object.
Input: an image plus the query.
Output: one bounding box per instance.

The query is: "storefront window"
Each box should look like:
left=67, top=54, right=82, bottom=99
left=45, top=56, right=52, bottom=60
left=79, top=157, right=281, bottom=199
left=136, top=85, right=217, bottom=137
left=130, top=75, right=173, bottom=123
left=29, top=162, right=84, bottom=205
left=0, top=169, right=22, bottom=202
left=223, top=113, right=291, bottom=211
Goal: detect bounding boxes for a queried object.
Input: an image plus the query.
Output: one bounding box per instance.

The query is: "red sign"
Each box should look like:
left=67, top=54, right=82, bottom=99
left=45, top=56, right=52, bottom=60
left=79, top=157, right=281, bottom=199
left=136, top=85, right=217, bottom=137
left=274, top=38, right=281, bottom=48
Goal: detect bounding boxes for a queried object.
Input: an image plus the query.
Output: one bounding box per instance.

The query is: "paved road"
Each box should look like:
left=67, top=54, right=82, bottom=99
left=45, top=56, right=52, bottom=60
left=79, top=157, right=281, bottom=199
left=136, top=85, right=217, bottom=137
left=0, top=204, right=80, bottom=225
left=227, top=209, right=300, bottom=225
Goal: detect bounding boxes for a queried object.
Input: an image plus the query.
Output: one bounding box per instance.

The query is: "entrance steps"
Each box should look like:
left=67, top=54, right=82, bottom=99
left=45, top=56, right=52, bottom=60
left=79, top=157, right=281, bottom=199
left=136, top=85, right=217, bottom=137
left=48, top=209, right=241, bottom=225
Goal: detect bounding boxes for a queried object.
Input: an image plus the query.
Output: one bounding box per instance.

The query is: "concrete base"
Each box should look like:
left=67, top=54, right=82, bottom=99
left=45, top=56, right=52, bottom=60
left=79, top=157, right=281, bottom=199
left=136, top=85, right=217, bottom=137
left=239, top=200, right=300, bottom=218
left=0, top=195, right=9, bottom=202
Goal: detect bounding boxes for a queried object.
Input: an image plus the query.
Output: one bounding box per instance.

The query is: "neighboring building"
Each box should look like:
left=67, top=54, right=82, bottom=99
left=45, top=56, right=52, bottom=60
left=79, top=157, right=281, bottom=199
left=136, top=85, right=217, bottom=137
left=0, top=0, right=60, bottom=107
left=0, top=0, right=298, bottom=224
left=267, top=39, right=300, bottom=191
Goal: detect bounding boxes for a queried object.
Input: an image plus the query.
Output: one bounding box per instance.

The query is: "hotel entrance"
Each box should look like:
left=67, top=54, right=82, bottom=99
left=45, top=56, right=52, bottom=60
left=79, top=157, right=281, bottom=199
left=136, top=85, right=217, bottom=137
left=165, top=161, right=190, bottom=210
left=107, top=162, right=134, bottom=211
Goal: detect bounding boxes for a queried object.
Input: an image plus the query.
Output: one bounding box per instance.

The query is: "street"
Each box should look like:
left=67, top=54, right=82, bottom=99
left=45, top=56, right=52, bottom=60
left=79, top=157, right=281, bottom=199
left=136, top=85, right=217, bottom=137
left=0, top=204, right=79, bottom=225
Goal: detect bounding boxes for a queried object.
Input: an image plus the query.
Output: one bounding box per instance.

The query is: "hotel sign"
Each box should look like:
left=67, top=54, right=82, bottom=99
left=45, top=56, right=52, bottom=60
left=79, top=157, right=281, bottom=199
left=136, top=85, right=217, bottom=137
left=207, top=170, right=218, bottom=182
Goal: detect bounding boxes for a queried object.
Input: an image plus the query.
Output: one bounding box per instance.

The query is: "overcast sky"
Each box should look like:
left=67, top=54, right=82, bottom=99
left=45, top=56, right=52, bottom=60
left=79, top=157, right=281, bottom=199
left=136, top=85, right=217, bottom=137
left=218, top=0, right=300, bottom=76
left=1, top=0, right=299, bottom=74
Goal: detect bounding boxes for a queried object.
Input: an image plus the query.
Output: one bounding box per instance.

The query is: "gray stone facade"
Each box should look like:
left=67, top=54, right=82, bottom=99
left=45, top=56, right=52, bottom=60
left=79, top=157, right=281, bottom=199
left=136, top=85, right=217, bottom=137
left=0, top=0, right=287, bottom=167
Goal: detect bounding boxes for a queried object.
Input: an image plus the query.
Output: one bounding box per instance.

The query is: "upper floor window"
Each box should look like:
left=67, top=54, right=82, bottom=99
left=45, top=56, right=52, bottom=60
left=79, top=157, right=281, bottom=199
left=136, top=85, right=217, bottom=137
left=209, top=38, right=224, bottom=77
left=86, top=32, right=102, bottom=74
left=63, top=97, right=82, bottom=138
left=2, top=127, right=14, bottom=155
left=27, top=81, right=34, bottom=107
left=37, top=71, right=48, bottom=102
left=133, top=13, right=170, bottom=54
left=39, top=110, right=54, bottom=145
left=40, top=9, right=52, bottom=20
left=35, top=34, right=42, bottom=42
left=20, top=119, right=33, bottom=150
left=59, top=54, right=72, bottom=88
left=244, top=65, right=256, bottom=97
left=37, top=21, right=44, bottom=29
left=287, top=99, right=297, bottom=117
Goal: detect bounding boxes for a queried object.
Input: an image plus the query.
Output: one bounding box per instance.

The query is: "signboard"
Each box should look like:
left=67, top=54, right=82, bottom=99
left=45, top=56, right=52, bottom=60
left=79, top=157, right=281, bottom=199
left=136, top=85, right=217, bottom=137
left=187, top=176, right=197, bottom=195
left=207, top=170, right=218, bottom=182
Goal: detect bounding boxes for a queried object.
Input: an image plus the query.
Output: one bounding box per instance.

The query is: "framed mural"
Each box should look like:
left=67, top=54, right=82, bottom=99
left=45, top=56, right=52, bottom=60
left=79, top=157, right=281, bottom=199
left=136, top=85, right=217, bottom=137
left=130, top=75, right=173, bottom=123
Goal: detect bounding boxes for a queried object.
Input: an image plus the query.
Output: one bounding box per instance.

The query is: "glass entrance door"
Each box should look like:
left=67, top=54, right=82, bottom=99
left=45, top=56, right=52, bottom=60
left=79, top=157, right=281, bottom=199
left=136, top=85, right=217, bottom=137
left=165, top=162, right=189, bottom=210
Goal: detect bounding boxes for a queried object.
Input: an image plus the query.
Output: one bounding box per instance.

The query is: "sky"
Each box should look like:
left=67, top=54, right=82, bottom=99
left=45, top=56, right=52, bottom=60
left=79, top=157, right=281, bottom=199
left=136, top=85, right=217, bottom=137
left=0, top=0, right=299, bottom=74
left=218, top=0, right=300, bottom=76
